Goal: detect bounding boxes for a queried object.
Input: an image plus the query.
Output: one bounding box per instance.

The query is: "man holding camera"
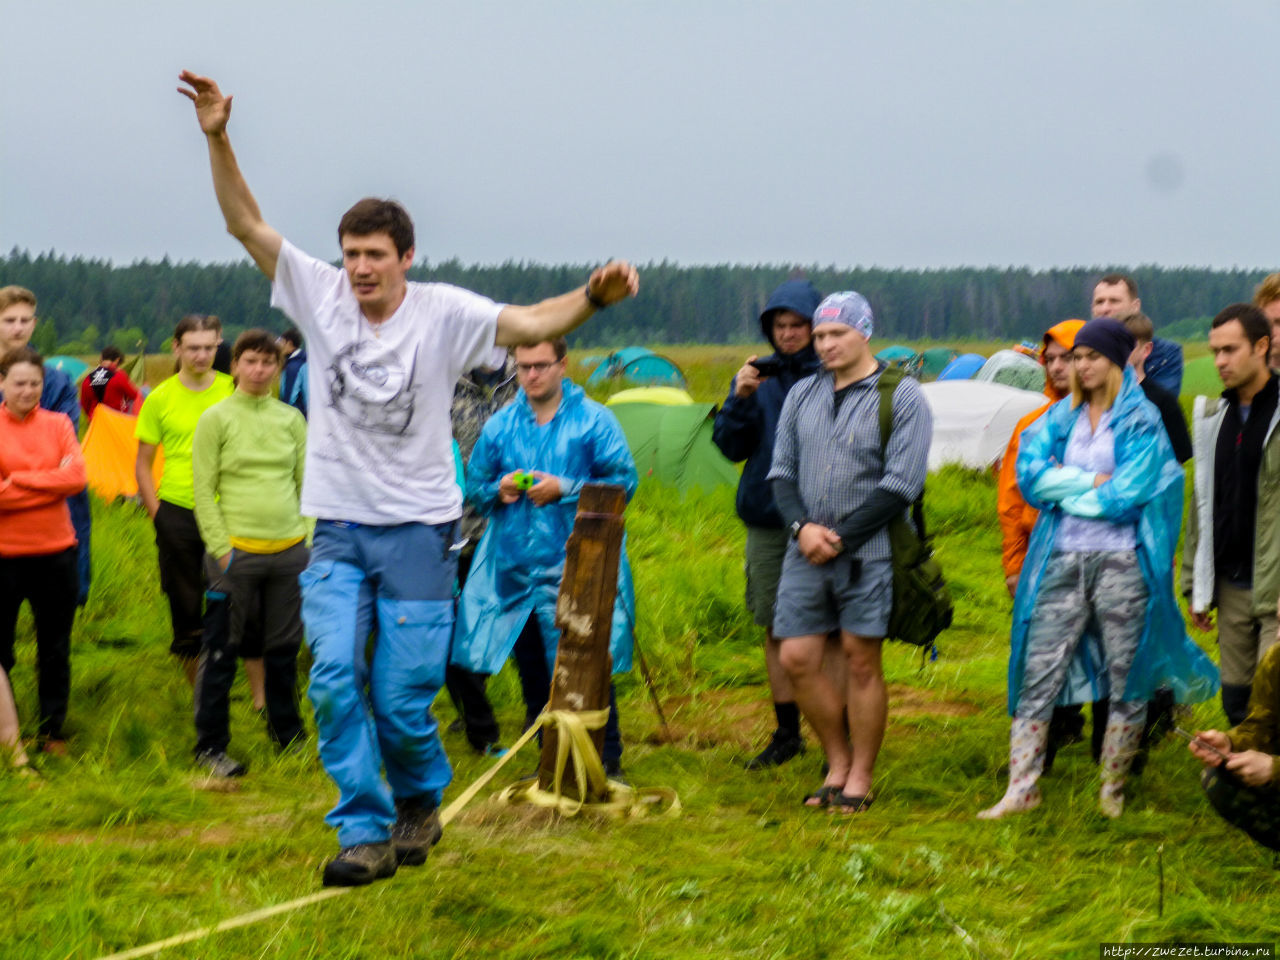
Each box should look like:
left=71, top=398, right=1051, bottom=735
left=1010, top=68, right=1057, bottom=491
left=712, top=279, right=823, bottom=769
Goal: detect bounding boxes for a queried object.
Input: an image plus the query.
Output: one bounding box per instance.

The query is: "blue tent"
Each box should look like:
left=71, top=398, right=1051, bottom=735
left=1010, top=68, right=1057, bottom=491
left=937, top=353, right=986, bottom=381
left=585, top=347, right=686, bottom=389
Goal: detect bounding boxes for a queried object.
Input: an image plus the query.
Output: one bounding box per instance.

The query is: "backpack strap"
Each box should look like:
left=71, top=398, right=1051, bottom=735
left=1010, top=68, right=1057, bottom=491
left=874, top=365, right=927, bottom=538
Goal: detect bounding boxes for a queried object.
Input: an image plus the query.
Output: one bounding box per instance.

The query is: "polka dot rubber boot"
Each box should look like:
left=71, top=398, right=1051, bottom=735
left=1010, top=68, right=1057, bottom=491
left=1098, top=720, right=1143, bottom=818
left=978, top=718, right=1048, bottom=820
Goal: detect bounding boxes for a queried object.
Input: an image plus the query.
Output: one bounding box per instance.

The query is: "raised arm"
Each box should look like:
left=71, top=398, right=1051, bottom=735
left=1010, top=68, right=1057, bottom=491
left=494, top=261, right=639, bottom=347
left=178, top=71, right=283, bottom=279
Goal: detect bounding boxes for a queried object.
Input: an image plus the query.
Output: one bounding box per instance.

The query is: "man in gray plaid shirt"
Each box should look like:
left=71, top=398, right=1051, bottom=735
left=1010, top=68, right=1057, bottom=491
left=767, top=291, right=932, bottom=814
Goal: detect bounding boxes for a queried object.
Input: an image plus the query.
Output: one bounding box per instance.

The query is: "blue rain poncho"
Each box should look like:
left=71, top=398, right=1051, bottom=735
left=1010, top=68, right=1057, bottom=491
left=1009, top=367, right=1219, bottom=713
left=452, top=379, right=638, bottom=676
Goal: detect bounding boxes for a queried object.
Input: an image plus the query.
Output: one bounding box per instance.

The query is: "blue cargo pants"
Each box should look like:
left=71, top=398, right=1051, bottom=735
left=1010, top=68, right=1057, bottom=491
left=301, top=520, right=455, bottom=847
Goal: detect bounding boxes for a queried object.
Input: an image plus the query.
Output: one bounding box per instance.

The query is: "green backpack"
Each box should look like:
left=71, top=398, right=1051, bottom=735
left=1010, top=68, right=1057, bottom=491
left=875, top=367, right=953, bottom=651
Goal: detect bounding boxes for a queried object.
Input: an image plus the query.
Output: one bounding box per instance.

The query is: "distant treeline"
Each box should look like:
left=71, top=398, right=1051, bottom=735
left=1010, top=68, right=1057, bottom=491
left=3, top=247, right=1271, bottom=354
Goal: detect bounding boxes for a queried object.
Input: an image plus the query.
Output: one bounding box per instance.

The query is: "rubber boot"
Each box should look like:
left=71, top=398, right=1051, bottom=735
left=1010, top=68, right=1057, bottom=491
left=978, top=717, right=1048, bottom=820
left=1098, top=717, right=1144, bottom=818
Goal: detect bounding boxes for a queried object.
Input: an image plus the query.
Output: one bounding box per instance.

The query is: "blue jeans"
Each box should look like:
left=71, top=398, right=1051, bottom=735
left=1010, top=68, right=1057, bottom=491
left=301, top=521, right=455, bottom=847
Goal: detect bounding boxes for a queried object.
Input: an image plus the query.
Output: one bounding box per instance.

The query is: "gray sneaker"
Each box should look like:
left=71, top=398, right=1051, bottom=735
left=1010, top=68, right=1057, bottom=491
left=195, top=750, right=247, bottom=778
left=322, top=841, right=397, bottom=887
left=391, top=796, right=443, bottom=866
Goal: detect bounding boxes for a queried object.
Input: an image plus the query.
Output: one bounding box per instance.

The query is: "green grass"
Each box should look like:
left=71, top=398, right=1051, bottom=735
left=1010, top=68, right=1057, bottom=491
left=4, top=403, right=1274, bottom=959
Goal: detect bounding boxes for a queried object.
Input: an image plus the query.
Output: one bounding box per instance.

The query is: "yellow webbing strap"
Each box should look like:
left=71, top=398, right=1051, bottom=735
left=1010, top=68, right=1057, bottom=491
left=496, top=709, right=680, bottom=818
left=95, top=709, right=677, bottom=960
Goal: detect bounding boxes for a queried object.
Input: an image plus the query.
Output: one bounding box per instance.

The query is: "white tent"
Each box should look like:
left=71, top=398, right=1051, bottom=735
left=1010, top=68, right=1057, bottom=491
left=973, top=349, right=1044, bottom=392
left=919, top=380, right=1047, bottom=470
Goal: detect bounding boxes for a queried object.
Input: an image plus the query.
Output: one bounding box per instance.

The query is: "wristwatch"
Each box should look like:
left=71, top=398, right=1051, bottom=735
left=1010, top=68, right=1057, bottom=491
left=789, top=520, right=805, bottom=540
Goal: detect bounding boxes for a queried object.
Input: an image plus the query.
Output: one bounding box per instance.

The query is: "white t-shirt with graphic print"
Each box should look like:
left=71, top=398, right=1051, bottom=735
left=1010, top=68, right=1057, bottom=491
left=271, top=239, right=502, bottom=525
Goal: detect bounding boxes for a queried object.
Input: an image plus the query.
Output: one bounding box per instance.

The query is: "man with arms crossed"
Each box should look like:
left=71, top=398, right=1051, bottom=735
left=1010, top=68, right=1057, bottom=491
left=768, top=292, right=931, bottom=812
left=179, top=71, right=638, bottom=886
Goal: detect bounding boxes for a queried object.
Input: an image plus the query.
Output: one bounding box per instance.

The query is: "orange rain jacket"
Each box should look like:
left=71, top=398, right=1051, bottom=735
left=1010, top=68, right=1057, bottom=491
left=997, top=319, right=1085, bottom=580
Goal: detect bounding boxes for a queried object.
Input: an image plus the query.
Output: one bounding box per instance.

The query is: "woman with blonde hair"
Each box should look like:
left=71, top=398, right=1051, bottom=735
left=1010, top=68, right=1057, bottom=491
left=980, top=318, right=1218, bottom=819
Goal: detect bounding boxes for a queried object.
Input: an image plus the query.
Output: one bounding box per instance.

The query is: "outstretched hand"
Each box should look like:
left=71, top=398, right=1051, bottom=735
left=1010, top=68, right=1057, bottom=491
left=178, top=70, right=232, bottom=136
left=586, top=261, right=640, bottom=308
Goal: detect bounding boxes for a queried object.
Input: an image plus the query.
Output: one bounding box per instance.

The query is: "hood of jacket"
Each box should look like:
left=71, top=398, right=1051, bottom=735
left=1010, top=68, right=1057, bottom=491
left=1040, top=319, right=1086, bottom=401
left=759, top=279, right=822, bottom=350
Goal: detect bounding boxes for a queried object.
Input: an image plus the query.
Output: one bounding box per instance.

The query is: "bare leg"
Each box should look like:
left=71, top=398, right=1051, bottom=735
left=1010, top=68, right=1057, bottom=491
left=182, top=657, right=197, bottom=687
left=841, top=632, right=885, bottom=799
left=244, top=657, right=267, bottom=711
left=0, top=669, right=29, bottom=768
left=780, top=633, right=850, bottom=789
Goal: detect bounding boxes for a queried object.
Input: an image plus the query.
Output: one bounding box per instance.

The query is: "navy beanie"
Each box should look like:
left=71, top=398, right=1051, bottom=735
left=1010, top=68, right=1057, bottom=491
left=1073, top=318, right=1135, bottom=370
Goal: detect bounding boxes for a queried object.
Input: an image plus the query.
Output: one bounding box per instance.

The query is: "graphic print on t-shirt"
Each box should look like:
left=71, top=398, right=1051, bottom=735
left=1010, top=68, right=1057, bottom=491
left=327, top=339, right=417, bottom=436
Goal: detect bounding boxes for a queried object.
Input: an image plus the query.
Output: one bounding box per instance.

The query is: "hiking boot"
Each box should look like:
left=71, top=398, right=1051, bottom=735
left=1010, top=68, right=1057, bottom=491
left=322, top=841, right=397, bottom=887
left=195, top=750, right=247, bottom=778
left=391, top=796, right=443, bottom=867
left=745, top=729, right=805, bottom=770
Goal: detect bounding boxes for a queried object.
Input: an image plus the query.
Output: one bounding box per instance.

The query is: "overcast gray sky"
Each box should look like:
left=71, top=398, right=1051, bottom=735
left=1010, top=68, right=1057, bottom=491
left=3, top=1, right=1277, bottom=270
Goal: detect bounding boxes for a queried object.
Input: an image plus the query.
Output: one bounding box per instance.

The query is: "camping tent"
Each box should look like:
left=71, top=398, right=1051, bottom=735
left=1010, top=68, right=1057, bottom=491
left=45, top=355, right=90, bottom=382
left=605, top=387, right=737, bottom=491
left=586, top=348, right=686, bottom=389
left=875, top=345, right=921, bottom=376
left=919, top=381, right=1047, bottom=470
left=973, top=349, right=1044, bottom=392
left=919, top=347, right=959, bottom=380
left=81, top=405, right=163, bottom=500
left=937, top=353, right=986, bottom=381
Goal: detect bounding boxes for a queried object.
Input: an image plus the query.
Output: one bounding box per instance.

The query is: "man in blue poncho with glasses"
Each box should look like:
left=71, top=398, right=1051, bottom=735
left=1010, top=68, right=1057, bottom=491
left=452, top=337, right=638, bottom=777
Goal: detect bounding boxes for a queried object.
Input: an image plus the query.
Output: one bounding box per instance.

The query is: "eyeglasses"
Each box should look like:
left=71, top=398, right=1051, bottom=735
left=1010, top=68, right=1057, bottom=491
left=516, top=361, right=560, bottom=374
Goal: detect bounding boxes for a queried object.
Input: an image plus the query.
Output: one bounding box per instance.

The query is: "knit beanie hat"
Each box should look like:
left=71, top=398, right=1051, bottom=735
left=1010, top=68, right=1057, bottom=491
left=1073, top=318, right=1135, bottom=370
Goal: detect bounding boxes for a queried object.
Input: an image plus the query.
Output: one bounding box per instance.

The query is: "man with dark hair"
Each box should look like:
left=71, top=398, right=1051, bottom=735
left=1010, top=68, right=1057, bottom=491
left=1091, top=273, right=1183, bottom=395
left=180, top=71, right=639, bottom=887
left=0, top=286, right=93, bottom=611
left=712, top=279, right=823, bottom=769
left=80, top=346, right=141, bottom=419
left=1252, top=273, right=1280, bottom=370
left=192, top=330, right=307, bottom=777
left=1122, top=314, right=1191, bottom=464
left=1184, top=304, right=1279, bottom=726
left=277, top=327, right=308, bottom=418
left=452, top=338, right=637, bottom=776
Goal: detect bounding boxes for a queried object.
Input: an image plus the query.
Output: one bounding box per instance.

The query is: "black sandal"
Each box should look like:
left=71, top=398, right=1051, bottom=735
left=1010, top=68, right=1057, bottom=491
left=830, top=792, right=874, bottom=814
left=802, top=785, right=842, bottom=809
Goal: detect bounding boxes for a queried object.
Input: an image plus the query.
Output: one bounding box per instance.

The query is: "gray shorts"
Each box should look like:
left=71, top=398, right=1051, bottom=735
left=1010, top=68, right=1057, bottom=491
left=744, top=525, right=789, bottom=628
left=772, top=544, right=893, bottom=639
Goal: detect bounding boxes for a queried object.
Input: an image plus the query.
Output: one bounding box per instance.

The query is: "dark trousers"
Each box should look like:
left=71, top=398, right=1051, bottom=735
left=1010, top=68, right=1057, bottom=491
left=445, top=550, right=501, bottom=749
left=1202, top=767, right=1280, bottom=852
left=153, top=502, right=207, bottom=660
left=511, top=614, right=622, bottom=768
left=0, top=549, right=77, bottom=738
left=194, top=546, right=307, bottom=755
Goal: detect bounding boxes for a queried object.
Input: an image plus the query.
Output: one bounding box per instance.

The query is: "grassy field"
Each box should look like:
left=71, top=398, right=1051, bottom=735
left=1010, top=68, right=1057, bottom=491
left=5, top=350, right=1272, bottom=960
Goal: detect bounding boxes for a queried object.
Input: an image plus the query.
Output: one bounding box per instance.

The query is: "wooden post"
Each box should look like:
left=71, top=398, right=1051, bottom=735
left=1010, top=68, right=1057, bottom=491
left=538, top=483, right=627, bottom=801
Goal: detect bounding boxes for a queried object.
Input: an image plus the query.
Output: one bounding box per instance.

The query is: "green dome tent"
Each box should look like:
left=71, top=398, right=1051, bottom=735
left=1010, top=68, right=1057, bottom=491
left=586, top=347, right=687, bottom=389
left=875, top=345, right=921, bottom=377
left=45, top=355, right=91, bottom=382
left=605, top=388, right=737, bottom=491
left=919, top=347, right=959, bottom=380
